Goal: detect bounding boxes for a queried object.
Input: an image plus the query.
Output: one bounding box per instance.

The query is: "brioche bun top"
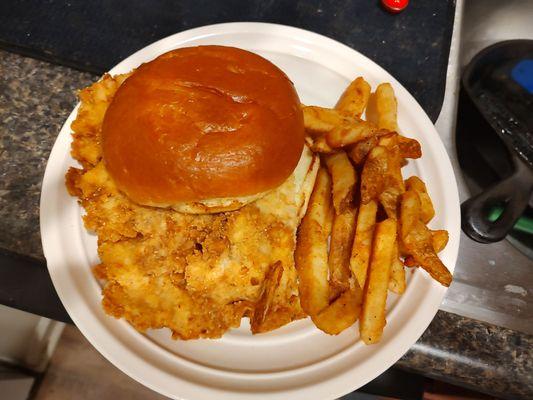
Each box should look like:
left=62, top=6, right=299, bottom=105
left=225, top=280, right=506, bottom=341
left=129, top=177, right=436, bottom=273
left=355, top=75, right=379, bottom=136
left=102, top=45, right=304, bottom=208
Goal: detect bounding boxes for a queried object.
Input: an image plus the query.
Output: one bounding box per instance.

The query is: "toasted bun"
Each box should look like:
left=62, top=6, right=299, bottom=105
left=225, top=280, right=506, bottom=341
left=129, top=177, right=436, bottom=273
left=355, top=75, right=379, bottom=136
left=102, top=45, right=304, bottom=208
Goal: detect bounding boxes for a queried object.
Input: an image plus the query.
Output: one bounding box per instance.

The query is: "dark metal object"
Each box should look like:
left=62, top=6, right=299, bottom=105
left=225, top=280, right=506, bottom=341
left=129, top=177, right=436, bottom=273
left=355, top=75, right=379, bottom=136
left=0, top=249, right=71, bottom=323
left=461, top=40, right=533, bottom=243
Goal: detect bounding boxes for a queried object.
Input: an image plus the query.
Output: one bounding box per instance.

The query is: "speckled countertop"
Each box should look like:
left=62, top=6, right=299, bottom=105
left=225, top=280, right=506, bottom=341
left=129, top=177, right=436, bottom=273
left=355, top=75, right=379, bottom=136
left=0, top=51, right=93, bottom=259
left=1, top=50, right=532, bottom=399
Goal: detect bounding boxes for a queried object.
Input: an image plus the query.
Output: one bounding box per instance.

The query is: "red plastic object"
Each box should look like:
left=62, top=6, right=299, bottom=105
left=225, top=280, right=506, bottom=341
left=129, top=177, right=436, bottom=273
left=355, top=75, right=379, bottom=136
left=381, top=0, right=409, bottom=13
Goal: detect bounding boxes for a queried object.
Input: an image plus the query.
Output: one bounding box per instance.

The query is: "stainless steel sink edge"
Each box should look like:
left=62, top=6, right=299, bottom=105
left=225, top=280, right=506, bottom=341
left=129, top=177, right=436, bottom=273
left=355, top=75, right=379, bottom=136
left=435, top=0, right=533, bottom=335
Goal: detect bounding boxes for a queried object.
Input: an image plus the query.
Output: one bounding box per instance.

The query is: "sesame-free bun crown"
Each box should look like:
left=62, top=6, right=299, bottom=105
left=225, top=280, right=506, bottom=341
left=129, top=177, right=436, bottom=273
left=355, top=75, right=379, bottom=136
left=102, top=46, right=304, bottom=210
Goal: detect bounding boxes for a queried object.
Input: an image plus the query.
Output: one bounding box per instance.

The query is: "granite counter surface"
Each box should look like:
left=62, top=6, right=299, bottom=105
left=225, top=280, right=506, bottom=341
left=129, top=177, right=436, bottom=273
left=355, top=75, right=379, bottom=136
left=0, top=50, right=93, bottom=259
left=1, top=50, right=531, bottom=400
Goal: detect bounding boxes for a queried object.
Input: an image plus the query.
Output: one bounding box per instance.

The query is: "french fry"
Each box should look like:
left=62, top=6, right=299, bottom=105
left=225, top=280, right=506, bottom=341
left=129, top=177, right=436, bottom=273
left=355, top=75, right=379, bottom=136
left=403, top=256, right=417, bottom=268
left=378, top=134, right=404, bottom=188
left=348, top=136, right=379, bottom=165
left=325, top=152, right=357, bottom=214
left=300, top=76, right=452, bottom=341
left=378, top=133, right=421, bottom=160
left=328, top=207, right=357, bottom=297
left=398, top=135, right=422, bottom=159
left=250, top=261, right=283, bottom=334
left=405, top=176, right=435, bottom=223
left=360, top=146, right=388, bottom=204
left=388, top=243, right=406, bottom=294
left=313, top=283, right=363, bottom=335
left=347, top=131, right=396, bottom=167
left=377, top=132, right=399, bottom=148
left=309, top=135, right=336, bottom=153
left=302, top=106, right=349, bottom=136
left=380, top=191, right=403, bottom=221
left=347, top=132, right=412, bottom=165
left=378, top=136, right=405, bottom=219
left=403, top=229, right=449, bottom=267
left=349, top=200, right=378, bottom=288
left=295, top=167, right=333, bottom=316
left=365, top=90, right=378, bottom=127
left=400, top=191, right=452, bottom=286
left=366, top=83, right=399, bottom=132
left=387, top=146, right=405, bottom=193
left=431, top=229, right=449, bottom=253
left=379, top=189, right=400, bottom=220
left=360, top=218, right=397, bottom=344
left=376, top=132, right=422, bottom=162
left=326, top=120, right=379, bottom=148
left=399, top=190, right=419, bottom=235
left=335, top=77, right=372, bottom=118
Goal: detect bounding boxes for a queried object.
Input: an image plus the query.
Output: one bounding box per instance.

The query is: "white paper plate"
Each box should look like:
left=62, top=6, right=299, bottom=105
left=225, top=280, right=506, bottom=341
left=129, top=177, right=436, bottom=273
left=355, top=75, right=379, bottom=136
left=40, top=22, right=460, bottom=400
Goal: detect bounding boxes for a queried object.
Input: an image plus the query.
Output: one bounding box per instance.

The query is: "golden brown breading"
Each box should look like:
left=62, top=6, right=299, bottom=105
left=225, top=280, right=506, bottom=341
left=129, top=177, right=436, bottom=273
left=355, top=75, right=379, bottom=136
left=66, top=74, right=312, bottom=339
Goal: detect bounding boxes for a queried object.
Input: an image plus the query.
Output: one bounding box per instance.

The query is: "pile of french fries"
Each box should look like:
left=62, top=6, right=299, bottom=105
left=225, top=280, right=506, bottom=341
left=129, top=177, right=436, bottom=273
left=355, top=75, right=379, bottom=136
left=295, top=77, right=452, bottom=344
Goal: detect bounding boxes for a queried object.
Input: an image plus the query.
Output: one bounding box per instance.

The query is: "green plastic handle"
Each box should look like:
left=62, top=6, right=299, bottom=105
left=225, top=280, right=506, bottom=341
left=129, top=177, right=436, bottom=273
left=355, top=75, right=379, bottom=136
left=488, top=207, right=533, bottom=235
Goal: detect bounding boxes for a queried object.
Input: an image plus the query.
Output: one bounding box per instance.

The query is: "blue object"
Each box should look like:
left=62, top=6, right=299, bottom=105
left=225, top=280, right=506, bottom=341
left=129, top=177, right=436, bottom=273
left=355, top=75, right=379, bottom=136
left=511, top=59, right=533, bottom=93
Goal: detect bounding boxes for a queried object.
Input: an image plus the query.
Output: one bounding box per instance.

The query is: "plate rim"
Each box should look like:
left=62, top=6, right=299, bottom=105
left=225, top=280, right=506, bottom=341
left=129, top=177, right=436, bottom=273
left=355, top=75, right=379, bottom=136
left=40, top=22, right=460, bottom=400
